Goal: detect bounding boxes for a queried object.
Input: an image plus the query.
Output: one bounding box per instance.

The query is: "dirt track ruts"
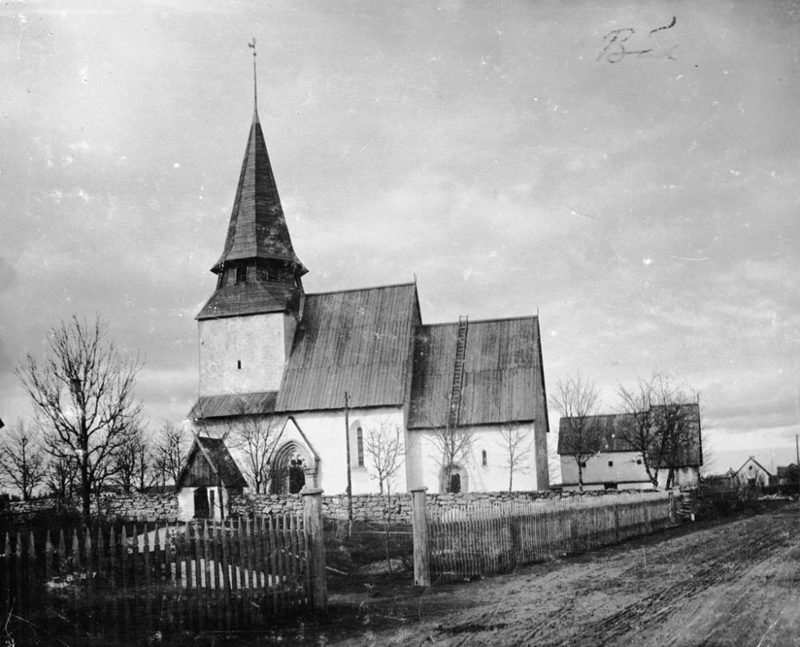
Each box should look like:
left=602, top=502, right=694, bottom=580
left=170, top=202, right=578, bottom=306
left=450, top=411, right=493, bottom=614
left=330, top=502, right=800, bottom=647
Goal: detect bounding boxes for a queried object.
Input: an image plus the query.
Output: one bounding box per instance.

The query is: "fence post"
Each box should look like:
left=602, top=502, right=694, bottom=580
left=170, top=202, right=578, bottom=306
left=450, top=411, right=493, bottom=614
left=668, top=491, right=678, bottom=525
left=302, top=488, right=327, bottom=612
left=411, top=487, right=430, bottom=587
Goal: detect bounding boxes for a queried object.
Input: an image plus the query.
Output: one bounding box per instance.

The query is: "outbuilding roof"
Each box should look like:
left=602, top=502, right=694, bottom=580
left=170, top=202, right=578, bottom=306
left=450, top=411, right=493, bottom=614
left=176, top=436, right=248, bottom=490
left=557, top=404, right=703, bottom=467
left=557, top=413, right=635, bottom=454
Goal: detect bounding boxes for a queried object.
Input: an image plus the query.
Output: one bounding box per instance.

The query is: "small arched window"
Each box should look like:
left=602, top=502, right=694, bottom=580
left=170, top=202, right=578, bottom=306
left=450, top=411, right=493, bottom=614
left=481, top=450, right=487, bottom=466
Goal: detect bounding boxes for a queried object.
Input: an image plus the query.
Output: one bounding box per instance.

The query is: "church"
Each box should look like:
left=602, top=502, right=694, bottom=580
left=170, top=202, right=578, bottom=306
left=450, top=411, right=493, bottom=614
left=185, top=73, right=551, bottom=502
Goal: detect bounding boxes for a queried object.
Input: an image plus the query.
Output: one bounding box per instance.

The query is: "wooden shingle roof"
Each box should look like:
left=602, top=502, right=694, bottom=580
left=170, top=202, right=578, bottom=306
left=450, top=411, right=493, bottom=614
left=177, top=436, right=248, bottom=489
left=213, top=111, right=305, bottom=272
left=197, top=281, right=300, bottom=320
left=557, top=413, right=634, bottom=454
left=275, top=283, right=421, bottom=412
left=407, top=316, right=545, bottom=428
left=188, top=391, right=277, bottom=420
left=557, top=404, right=703, bottom=467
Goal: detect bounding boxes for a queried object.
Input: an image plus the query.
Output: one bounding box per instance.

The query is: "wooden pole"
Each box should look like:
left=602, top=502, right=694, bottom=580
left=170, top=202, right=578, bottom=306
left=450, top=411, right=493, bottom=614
left=411, top=487, right=430, bottom=587
left=302, top=488, right=327, bottom=612
left=344, top=392, right=353, bottom=534
left=796, top=434, right=799, bottom=497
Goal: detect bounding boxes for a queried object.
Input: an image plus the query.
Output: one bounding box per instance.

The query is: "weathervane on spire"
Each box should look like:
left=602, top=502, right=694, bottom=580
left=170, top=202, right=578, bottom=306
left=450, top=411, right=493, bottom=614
left=248, top=38, right=258, bottom=110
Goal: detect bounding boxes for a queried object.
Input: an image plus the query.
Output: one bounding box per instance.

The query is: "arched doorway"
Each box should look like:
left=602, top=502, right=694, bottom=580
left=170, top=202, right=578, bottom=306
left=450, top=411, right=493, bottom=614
left=271, top=442, right=310, bottom=495
left=193, top=486, right=209, bottom=519
left=441, top=465, right=469, bottom=494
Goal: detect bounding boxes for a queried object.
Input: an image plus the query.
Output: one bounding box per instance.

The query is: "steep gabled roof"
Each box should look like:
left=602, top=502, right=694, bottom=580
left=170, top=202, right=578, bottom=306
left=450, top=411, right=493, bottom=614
left=176, top=436, right=248, bottom=489
left=275, top=283, right=421, bottom=412
left=407, top=316, right=545, bottom=428
left=735, top=456, right=772, bottom=477
left=213, top=111, right=305, bottom=272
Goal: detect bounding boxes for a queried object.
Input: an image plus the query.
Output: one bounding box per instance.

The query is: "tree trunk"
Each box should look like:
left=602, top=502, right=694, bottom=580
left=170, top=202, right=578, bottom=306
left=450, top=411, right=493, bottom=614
left=81, top=457, right=91, bottom=518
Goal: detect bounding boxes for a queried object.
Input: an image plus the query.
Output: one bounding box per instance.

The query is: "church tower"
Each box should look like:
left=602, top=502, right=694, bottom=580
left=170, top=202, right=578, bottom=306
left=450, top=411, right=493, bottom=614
left=196, top=49, right=306, bottom=399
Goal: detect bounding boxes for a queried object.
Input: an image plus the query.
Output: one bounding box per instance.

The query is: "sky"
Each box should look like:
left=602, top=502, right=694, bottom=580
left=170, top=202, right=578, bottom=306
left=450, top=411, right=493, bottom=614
left=1, top=0, right=799, bottom=477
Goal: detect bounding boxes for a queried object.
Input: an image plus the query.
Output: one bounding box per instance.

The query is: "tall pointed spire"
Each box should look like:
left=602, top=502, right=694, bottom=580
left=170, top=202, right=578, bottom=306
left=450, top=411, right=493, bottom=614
left=197, top=43, right=307, bottom=321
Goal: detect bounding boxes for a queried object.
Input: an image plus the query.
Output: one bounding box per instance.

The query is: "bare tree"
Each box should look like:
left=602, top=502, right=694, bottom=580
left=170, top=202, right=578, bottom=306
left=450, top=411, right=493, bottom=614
left=499, top=424, right=532, bottom=492
left=228, top=411, right=283, bottom=494
left=364, top=418, right=405, bottom=496
left=430, top=419, right=474, bottom=493
left=616, top=377, right=657, bottom=486
left=44, top=450, right=79, bottom=499
left=16, top=315, right=144, bottom=517
left=153, top=421, right=186, bottom=488
left=364, top=418, right=406, bottom=572
left=617, top=372, right=699, bottom=489
left=0, top=420, right=47, bottom=501
left=550, top=375, right=602, bottom=491
left=648, top=374, right=700, bottom=489
left=113, top=423, right=155, bottom=493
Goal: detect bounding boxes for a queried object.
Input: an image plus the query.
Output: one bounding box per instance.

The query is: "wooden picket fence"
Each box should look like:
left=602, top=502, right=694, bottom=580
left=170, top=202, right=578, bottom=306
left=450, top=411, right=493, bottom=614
left=419, top=492, right=678, bottom=581
left=0, top=514, right=316, bottom=643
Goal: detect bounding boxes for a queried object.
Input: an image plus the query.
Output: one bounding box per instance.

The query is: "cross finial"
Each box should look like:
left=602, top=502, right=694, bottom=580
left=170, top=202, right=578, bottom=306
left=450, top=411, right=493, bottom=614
left=248, top=38, right=258, bottom=111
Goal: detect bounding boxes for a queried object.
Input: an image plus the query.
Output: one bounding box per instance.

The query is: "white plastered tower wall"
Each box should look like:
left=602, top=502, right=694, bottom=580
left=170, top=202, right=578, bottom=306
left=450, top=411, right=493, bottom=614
left=198, top=313, right=296, bottom=397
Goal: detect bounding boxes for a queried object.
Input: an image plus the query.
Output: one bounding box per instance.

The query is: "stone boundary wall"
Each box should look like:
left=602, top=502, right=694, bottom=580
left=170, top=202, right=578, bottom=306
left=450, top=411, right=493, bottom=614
left=101, top=493, right=179, bottom=522
left=5, top=493, right=179, bottom=523
left=232, top=488, right=670, bottom=525
left=6, top=488, right=671, bottom=525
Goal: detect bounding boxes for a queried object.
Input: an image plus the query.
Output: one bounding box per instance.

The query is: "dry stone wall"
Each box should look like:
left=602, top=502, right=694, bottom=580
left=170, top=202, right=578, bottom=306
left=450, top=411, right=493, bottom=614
left=5, top=493, right=178, bottom=523
left=5, top=488, right=670, bottom=525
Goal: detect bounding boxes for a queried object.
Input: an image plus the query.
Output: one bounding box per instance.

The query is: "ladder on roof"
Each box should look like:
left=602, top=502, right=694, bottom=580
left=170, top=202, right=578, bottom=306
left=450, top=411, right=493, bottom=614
left=448, top=315, right=469, bottom=429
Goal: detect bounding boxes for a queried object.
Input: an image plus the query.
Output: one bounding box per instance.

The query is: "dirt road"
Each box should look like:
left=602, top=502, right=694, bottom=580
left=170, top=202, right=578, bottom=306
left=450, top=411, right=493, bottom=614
left=325, top=501, right=800, bottom=647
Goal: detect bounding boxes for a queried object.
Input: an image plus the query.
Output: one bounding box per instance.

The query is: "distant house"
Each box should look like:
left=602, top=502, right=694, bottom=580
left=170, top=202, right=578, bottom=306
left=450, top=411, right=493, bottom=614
left=733, top=457, right=771, bottom=489
left=176, top=436, right=248, bottom=522
left=557, top=404, right=702, bottom=491
left=774, top=463, right=800, bottom=489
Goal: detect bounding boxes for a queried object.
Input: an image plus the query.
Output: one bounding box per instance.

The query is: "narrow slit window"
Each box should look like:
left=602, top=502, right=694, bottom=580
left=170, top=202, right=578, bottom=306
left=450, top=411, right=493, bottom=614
left=237, top=360, right=241, bottom=370
left=481, top=450, right=487, bottom=466
left=356, top=427, right=364, bottom=467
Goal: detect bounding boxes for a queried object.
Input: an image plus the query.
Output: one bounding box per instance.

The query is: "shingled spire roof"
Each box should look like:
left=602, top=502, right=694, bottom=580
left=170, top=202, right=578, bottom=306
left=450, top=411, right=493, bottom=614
left=197, top=52, right=307, bottom=321
left=212, top=110, right=306, bottom=273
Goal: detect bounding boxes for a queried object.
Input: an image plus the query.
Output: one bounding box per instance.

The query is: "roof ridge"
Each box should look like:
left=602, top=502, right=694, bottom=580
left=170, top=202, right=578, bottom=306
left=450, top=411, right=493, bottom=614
left=305, top=281, right=416, bottom=297
left=418, top=314, right=539, bottom=329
